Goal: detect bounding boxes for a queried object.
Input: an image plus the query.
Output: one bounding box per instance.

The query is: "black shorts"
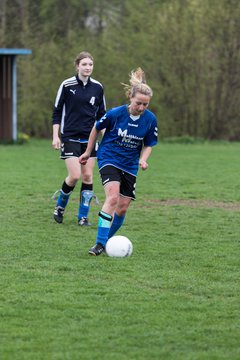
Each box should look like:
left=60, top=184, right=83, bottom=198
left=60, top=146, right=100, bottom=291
left=60, top=141, right=98, bottom=159
left=99, top=165, right=136, bottom=200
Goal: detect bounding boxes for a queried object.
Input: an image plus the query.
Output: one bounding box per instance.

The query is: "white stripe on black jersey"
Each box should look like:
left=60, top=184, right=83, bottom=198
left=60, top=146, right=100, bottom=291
left=52, top=74, right=106, bottom=141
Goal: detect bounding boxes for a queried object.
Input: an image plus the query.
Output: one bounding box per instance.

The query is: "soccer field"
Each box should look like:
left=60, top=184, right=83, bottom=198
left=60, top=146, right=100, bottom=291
left=1, top=139, right=240, bottom=360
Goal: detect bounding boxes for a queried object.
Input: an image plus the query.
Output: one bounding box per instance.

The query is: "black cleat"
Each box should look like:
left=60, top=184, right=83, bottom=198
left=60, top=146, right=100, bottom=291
left=78, top=217, right=91, bottom=226
left=53, top=206, right=65, bottom=223
left=88, top=243, right=104, bottom=256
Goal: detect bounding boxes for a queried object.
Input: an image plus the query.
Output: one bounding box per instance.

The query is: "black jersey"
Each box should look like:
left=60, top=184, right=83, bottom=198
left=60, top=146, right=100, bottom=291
left=52, top=74, right=106, bottom=142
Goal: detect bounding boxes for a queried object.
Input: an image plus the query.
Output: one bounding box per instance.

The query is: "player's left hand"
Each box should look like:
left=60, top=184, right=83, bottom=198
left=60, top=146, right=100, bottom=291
left=139, top=160, right=148, bottom=170
left=79, top=153, right=89, bottom=165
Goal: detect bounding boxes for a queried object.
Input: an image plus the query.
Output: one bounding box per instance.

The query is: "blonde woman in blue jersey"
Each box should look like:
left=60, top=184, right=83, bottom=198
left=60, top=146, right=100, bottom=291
left=52, top=51, right=106, bottom=226
left=79, top=68, right=158, bottom=255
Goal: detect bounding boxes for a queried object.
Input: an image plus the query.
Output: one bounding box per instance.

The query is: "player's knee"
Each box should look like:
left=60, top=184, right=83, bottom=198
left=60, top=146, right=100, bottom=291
left=69, top=172, right=81, bottom=184
left=82, top=173, right=92, bottom=184
left=107, top=193, right=119, bottom=208
left=117, top=202, right=129, bottom=216
left=117, top=208, right=127, bottom=217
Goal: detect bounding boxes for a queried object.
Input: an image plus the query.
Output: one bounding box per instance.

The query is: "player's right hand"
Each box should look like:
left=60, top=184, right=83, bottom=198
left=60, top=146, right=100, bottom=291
left=52, top=137, right=61, bottom=150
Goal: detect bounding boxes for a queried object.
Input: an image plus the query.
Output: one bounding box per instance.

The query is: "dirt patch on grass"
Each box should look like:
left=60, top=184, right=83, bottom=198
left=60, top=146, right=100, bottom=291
left=146, top=199, right=240, bottom=211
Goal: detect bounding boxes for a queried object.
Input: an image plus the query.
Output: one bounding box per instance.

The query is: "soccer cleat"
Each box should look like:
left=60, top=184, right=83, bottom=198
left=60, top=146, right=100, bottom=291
left=78, top=217, right=91, bottom=226
left=88, top=243, right=104, bottom=256
left=53, top=206, right=65, bottom=223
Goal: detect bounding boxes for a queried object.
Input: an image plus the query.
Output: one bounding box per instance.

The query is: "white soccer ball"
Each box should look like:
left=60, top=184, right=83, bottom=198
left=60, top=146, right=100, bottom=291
left=106, top=235, right=133, bottom=258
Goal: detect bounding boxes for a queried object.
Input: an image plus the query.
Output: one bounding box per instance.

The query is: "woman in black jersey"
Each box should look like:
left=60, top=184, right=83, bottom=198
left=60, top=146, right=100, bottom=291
left=52, top=51, right=106, bottom=225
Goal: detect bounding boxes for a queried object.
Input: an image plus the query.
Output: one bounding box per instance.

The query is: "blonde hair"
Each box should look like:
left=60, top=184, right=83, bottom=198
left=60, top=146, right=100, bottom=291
left=122, top=68, right=153, bottom=98
left=74, top=51, right=93, bottom=66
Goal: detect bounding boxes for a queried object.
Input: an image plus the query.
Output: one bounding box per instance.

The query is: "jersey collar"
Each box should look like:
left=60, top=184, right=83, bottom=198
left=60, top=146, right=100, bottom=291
left=126, top=105, right=140, bottom=121
left=76, top=74, right=91, bottom=87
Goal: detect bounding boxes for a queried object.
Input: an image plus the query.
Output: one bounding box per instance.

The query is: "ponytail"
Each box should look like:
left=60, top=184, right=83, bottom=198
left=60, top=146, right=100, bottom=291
left=122, top=67, right=153, bottom=98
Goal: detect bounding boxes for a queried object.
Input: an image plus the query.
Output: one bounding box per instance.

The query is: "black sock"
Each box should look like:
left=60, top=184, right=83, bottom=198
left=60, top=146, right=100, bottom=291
left=62, top=181, right=75, bottom=194
left=81, top=183, right=93, bottom=192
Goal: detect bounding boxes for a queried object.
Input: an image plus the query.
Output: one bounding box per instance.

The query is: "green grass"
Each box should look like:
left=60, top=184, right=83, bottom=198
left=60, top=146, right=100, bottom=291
left=1, top=139, right=240, bottom=360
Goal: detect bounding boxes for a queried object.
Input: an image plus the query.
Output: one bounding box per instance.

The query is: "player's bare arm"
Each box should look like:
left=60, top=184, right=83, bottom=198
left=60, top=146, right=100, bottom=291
left=52, top=124, right=61, bottom=150
left=139, top=146, right=152, bottom=170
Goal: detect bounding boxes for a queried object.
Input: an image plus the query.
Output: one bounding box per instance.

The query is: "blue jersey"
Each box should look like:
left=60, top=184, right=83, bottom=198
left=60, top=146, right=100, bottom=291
left=96, top=105, right=158, bottom=176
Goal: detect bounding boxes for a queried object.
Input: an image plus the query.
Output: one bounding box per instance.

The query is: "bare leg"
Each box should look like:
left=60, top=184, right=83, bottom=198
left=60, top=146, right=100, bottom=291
left=65, top=157, right=81, bottom=186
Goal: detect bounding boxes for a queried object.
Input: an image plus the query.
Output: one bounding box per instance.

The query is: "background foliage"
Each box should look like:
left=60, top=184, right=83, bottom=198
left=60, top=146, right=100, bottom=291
left=1, top=0, right=240, bottom=139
